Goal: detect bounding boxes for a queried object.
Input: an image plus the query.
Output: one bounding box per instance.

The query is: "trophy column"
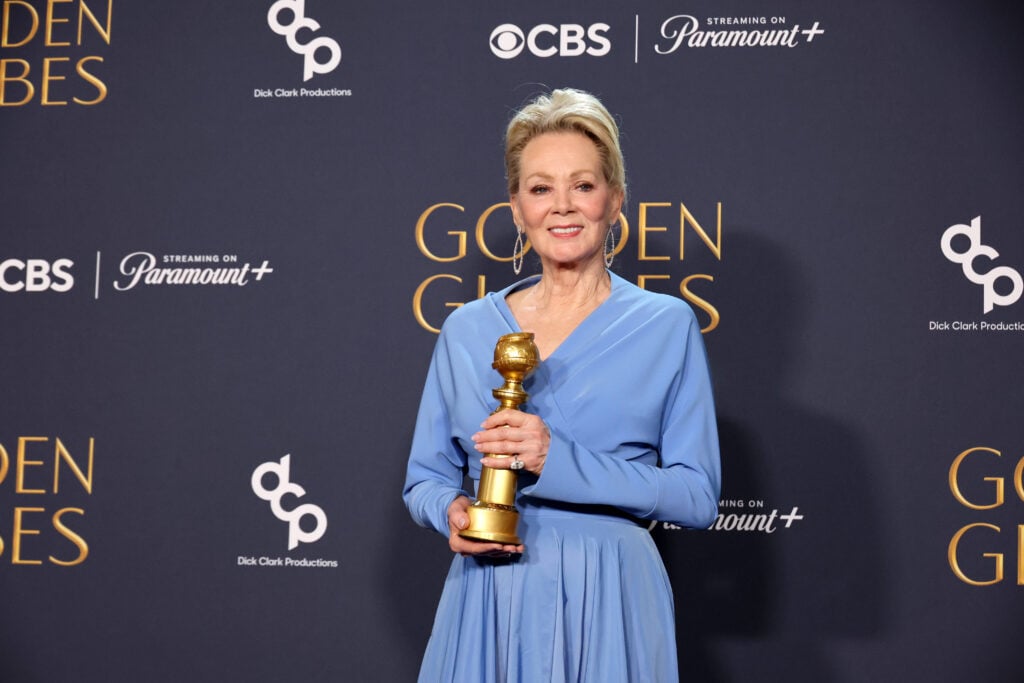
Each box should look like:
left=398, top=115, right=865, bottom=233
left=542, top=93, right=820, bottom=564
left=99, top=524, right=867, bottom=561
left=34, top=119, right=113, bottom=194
left=459, top=332, right=539, bottom=545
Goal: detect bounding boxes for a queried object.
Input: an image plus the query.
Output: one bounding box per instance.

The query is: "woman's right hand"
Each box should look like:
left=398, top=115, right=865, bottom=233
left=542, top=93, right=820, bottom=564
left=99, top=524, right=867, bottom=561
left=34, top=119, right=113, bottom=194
left=447, top=495, right=524, bottom=557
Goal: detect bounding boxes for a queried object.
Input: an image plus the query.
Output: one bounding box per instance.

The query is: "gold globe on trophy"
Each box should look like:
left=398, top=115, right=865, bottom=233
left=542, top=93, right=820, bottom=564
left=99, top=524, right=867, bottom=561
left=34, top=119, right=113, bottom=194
left=459, top=332, right=540, bottom=545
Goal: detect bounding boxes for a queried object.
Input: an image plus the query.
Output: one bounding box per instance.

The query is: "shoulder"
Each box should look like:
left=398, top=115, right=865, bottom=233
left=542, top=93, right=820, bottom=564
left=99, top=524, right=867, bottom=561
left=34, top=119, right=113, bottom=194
left=439, top=296, right=489, bottom=334
left=611, top=273, right=699, bottom=329
left=438, top=276, right=533, bottom=337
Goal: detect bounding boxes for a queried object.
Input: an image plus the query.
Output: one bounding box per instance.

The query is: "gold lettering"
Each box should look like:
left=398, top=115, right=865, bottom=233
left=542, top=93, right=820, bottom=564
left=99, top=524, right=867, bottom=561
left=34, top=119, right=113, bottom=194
left=50, top=507, right=88, bottom=566
left=0, top=441, right=8, bottom=484
left=1015, top=456, right=1024, bottom=503
left=948, top=523, right=1003, bottom=586
left=637, top=202, right=670, bottom=261
left=412, top=274, right=463, bottom=334
left=415, top=203, right=467, bottom=262
left=53, top=437, right=93, bottom=494
left=1, top=0, right=39, bottom=47
left=1020, top=525, right=1024, bottom=586
left=0, top=0, right=111, bottom=48
left=680, top=274, right=720, bottom=333
left=680, top=202, right=722, bottom=260
left=73, top=54, right=105, bottom=104
left=0, top=58, right=34, bottom=106
left=45, top=0, right=73, bottom=46
left=476, top=202, right=523, bottom=262
left=12, top=506, right=45, bottom=565
left=476, top=274, right=487, bottom=300
left=949, top=447, right=1003, bottom=510
left=78, top=0, right=112, bottom=45
left=15, top=436, right=47, bottom=494
left=40, top=55, right=68, bottom=105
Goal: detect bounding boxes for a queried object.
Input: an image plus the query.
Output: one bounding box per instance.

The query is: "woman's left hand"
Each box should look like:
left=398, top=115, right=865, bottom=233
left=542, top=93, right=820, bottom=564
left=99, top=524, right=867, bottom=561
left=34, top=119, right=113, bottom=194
left=472, top=408, right=551, bottom=476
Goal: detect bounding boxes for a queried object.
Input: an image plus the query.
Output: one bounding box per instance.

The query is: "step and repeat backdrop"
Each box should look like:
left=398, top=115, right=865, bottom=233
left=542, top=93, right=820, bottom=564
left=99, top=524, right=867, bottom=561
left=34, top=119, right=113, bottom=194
left=2, top=1, right=1022, bottom=681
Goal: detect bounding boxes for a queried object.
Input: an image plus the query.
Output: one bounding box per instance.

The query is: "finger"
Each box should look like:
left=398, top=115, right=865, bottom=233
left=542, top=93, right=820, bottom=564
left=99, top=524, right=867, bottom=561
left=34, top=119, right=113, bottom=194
left=480, top=409, right=526, bottom=429
left=474, top=439, right=523, bottom=455
left=451, top=537, right=506, bottom=556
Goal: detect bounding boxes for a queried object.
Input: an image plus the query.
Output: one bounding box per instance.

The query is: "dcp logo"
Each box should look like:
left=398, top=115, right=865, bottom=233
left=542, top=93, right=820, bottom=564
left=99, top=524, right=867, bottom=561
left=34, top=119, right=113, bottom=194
left=941, top=216, right=1023, bottom=313
left=0, top=258, right=74, bottom=292
left=489, top=22, right=611, bottom=59
left=251, top=454, right=328, bottom=550
left=267, top=0, right=342, bottom=81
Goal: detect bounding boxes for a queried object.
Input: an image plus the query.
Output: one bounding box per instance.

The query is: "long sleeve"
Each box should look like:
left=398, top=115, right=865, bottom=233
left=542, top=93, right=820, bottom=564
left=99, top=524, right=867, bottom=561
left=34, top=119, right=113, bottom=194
left=402, top=329, right=472, bottom=536
left=404, top=274, right=721, bottom=535
left=521, top=300, right=721, bottom=529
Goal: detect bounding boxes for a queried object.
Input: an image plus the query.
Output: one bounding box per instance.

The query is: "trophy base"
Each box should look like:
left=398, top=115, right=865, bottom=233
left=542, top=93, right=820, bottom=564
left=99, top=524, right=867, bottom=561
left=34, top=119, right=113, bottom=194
left=459, top=502, right=522, bottom=545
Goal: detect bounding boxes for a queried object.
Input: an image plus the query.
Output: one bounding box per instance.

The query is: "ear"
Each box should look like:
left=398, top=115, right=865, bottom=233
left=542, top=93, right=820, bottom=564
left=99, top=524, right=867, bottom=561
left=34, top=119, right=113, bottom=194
left=509, top=195, right=523, bottom=231
left=609, top=188, right=624, bottom=223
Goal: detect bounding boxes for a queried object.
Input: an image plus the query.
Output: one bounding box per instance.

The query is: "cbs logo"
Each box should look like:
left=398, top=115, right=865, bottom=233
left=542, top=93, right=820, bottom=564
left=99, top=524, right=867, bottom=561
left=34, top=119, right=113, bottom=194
left=489, top=22, right=611, bottom=59
left=0, top=258, right=73, bottom=293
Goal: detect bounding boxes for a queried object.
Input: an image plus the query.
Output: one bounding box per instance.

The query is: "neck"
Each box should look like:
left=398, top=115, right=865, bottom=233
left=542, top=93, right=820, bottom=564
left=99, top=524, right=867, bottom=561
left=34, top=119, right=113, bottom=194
left=528, top=259, right=611, bottom=311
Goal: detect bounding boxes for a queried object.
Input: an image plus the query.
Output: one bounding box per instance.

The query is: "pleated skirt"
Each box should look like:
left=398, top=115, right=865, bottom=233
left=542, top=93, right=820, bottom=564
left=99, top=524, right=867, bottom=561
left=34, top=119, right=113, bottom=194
left=417, top=506, right=678, bottom=683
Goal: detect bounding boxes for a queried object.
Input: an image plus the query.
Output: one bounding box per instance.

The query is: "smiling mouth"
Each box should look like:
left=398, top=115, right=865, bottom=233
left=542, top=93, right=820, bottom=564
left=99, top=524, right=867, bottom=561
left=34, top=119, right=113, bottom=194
left=549, top=225, right=583, bottom=236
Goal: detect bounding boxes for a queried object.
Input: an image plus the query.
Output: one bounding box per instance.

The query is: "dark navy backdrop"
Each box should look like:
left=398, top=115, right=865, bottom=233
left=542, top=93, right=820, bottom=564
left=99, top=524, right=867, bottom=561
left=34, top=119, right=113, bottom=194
left=2, top=2, right=1022, bottom=681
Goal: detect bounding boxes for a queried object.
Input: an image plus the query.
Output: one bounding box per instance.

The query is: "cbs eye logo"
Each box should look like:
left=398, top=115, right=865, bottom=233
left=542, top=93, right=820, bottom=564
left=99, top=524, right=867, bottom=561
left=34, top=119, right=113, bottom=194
left=489, top=22, right=611, bottom=59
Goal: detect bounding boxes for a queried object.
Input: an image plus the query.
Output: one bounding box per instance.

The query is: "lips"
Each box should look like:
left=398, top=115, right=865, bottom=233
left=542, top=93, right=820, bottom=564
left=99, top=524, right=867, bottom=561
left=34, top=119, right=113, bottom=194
left=548, top=225, right=583, bottom=236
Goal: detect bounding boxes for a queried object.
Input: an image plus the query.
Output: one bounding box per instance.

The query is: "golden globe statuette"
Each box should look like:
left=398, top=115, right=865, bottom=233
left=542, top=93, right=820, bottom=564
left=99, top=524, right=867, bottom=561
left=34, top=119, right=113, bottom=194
left=459, top=332, right=540, bottom=545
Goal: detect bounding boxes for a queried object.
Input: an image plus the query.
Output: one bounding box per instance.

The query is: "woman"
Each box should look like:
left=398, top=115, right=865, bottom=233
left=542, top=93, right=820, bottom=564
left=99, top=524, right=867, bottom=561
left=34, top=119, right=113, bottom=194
left=404, top=88, right=721, bottom=682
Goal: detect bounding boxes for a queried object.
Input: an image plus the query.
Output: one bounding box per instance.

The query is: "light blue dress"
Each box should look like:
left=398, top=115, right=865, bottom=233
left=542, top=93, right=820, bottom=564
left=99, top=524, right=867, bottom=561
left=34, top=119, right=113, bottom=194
left=404, top=272, right=721, bottom=682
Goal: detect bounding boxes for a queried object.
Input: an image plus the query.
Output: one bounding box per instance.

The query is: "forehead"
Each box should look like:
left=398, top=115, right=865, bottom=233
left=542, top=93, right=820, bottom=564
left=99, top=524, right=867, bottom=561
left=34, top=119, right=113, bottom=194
left=520, top=131, right=601, bottom=172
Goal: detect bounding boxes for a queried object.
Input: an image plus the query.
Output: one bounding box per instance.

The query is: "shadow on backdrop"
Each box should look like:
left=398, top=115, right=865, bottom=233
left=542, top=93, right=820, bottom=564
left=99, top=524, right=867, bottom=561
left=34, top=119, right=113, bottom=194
left=655, top=231, right=889, bottom=682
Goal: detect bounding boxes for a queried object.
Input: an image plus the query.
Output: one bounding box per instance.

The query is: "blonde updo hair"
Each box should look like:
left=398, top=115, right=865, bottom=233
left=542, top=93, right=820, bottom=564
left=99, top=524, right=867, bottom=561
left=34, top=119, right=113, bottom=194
left=504, top=88, right=626, bottom=201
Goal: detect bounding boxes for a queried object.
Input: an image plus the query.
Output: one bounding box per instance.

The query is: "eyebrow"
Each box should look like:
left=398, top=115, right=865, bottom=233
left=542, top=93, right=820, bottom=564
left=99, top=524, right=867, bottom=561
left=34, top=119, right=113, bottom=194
left=522, top=170, right=599, bottom=183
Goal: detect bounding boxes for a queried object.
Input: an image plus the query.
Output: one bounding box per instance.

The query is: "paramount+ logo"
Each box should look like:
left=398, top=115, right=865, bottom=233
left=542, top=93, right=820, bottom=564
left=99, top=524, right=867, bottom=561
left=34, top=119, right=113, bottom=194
left=489, top=22, right=611, bottom=59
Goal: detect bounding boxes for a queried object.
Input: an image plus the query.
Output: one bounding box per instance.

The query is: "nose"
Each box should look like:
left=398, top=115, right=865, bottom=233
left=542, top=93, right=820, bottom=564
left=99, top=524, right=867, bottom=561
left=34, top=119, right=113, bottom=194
left=552, top=186, right=573, bottom=214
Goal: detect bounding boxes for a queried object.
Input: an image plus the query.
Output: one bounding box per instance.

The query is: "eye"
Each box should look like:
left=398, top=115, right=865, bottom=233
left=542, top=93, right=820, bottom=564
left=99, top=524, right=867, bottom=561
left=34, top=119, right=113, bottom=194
left=575, top=182, right=595, bottom=192
left=529, top=185, right=550, bottom=195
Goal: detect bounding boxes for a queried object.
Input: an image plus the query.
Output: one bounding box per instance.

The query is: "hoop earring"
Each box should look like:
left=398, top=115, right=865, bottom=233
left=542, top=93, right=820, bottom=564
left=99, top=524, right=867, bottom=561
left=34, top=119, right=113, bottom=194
left=513, top=229, right=525, bottom=275
left=604, top=226, right=616, bottom=268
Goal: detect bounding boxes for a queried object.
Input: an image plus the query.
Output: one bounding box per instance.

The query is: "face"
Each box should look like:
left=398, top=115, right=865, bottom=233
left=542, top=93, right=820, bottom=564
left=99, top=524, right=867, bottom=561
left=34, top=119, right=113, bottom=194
left=510, top=131, right=623, bottom=272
